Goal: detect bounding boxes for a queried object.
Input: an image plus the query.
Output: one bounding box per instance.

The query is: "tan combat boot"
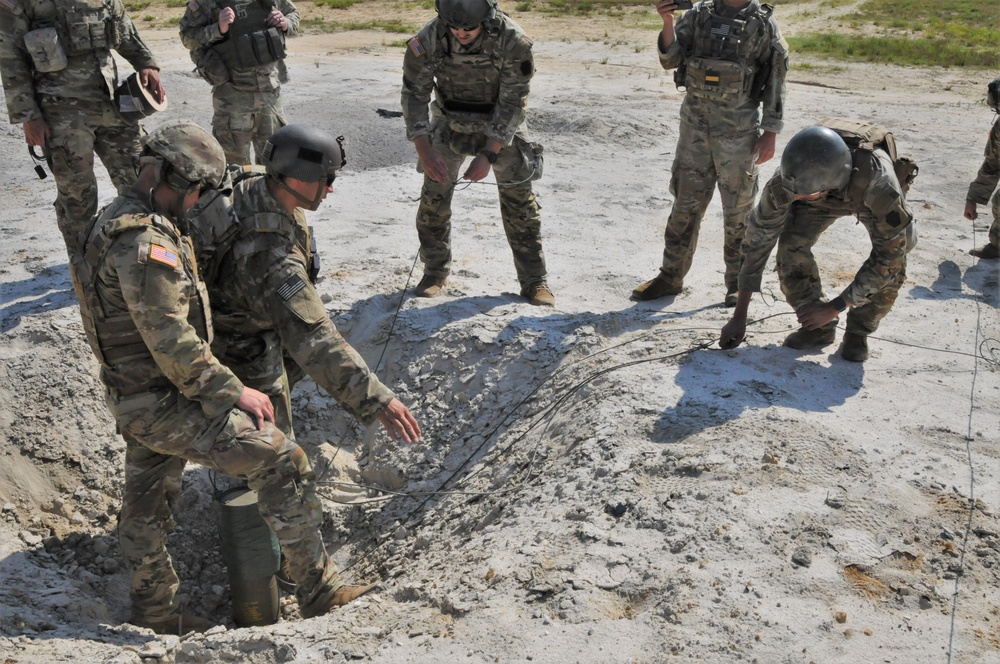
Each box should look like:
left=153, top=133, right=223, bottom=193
left=300, top=582, right=380, bottom=619
left=131, top=611, right=215, bottom=635
left=521, top=282, right=555, bottom=306
left=783, top=326, right=837, bottom=349
left=631, top=275, right=682, bottom=302
left=414, top=274, right=447, bottom=297
left=840, top=332, right=870, bottom=362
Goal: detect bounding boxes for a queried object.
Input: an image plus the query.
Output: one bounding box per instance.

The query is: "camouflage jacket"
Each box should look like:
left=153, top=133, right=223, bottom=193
left=179, top=0, right=297, bottom=91
left=738, top=148, right=913, bottom=306
left=658, top=0, right=787, bottom=133
left=79, top=189, right=243, bottom=419
left=401, top=13, right=533, bottom=145
left=967, top=118, right=1000, bottom=206
left=0, top=0, right=157, bottom=123
left=206, top=176, right=395, bottom=425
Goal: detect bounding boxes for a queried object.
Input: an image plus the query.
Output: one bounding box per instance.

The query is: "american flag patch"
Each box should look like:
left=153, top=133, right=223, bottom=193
left=277, top=274, right=307, bottom=301
left=148, top=243, right=179, bottom=268
left=0, top=0, right=18, bottom=13
left=407, top=37, right=426, bottom=58
left=186, top=0, right=200, bottom=12
left=710, top=23, right=731, bottom=38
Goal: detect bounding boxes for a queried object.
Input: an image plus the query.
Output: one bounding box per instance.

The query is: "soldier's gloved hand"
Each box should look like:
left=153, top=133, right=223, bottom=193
left=377, top=398, right=422, bottom=445
left=964, top=200, right=978, bottom=221
left=23, top=119, right=50, bottom=148
left=267, top=9, right=288, bottom=31
left=140, top=68, right=165, bottom=104
left=218, top=7, right=236, bottom=33
left=719, top=316, right=747, bottom=350
left=797, top=302, right=840, bottom=331
left=236, top=386, right=276, bottom=429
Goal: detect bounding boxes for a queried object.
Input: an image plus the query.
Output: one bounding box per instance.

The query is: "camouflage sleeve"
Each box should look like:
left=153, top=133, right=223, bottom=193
left=843, top=151, right=912, bottom=306
left=0, top=0, right=42, bottom=124
left=278, top=0, right=298, bottom=37
left=967, top=121, right=1000, bottom=205
left=737, top=167, right=792, bottom=293
left=109, top=0, right=158, bottom=71
left=657, top=7, right=695, bottom=71
left=486, top=30, right=532, bottom=146
left=757, top=17, right=788, bottom=134
left=401, top=22, right=437, bottom=141
left=257, top=258, right=395, bottom=425
left=179, top=0, right=224, bottom=51
left=112, top=229, right=244, bottom=419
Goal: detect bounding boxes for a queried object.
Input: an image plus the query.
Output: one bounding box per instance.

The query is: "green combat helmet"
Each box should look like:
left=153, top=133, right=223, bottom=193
left=141, top=121, right=227, bottom=192
left=261, top=124, right=347, bottom=209
left=988, top=77, right=1000, bottom=113
left=780, top=126, right=853, bottom=196
left=436, top=0, right=496, bottom=29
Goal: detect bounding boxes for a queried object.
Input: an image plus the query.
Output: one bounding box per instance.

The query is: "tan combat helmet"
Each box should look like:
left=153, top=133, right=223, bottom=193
left=141, top=121, right=227, bottom=192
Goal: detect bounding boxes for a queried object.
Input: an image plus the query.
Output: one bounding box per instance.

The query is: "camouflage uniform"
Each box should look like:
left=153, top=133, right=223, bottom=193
left=401, top=13, right=547, bottom=289
left=0, top=0, right=156, bottom=268
left=195, top=174, right=396, bottom=441
left=179, top=0, right=298, bottom=165
left=655, top=0, right=787, bottom=293
left=966, top=117, right=1000, bottom=252
left=77, top=189, right=342, bottom=621
left=738, top=148, right=914, bottom=337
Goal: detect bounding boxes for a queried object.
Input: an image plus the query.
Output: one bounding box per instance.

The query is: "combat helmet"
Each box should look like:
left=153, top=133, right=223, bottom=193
left=436, top=0, right=497, bottom=29
left=988, top=77, right=1000, bottom=113
left=141, top=121, right=226, bottom=192
left=261, top=124, right=346, bottom=184
left=780, top=126, right=853, bottom=195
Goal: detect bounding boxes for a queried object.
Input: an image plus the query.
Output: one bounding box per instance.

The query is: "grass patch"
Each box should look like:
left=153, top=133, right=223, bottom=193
left=125, top=0, right=151, bottom=10
left=300, top=17, right=418, bottom=33
left=788, top=33, right=999, bottom=68
left=313, top=0, right=362, bottom=8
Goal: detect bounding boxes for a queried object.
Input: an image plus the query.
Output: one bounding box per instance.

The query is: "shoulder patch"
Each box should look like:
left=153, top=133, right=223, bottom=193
left=277, top=274, right=307, bottom=301
left=147, top=243, right=179, bottom=268
left=186, top=0, right=199, bottom=12
left=0, top=0, right=19, bottom=14
left=407, top=36, right=426, bottom=58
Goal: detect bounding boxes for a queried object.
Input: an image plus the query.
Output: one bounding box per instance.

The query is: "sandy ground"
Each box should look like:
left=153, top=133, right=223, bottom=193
left=1, top=3, right=999, bottom=663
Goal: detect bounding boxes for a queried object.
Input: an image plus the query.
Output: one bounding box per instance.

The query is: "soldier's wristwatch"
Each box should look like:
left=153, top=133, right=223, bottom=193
left=479, top=150, right=499, bottom=164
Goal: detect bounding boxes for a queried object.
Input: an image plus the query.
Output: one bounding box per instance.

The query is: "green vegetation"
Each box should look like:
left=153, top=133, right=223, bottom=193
left=125, top=0, right=151, bottom=10
left=791, top=0, right=999, bottom=68
left=300, top=17, right=418, bottom=33
left=313, top=0, right=362, bottom=9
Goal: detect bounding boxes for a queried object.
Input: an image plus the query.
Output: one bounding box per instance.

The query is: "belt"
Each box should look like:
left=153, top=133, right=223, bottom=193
left=442, top=99, right=494, bottom=114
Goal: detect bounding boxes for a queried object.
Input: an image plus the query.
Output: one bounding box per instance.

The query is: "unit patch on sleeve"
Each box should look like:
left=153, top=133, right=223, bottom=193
left=277, top=274, right=307, bottom=301
left=407, top=37, right=426, bottom=58
left=0, top=0, right=19, bottom=14
left=148, top=243, right=179, bottom=268
left=186, top=0, right=200, bottom=12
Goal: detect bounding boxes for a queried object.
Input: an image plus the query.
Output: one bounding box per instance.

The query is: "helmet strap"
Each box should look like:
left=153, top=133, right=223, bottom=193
left=270, top=174, right=324, bottom=211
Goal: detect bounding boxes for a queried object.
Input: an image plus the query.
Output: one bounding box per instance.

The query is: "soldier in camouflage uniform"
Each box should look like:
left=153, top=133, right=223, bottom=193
left=401, top=0, right=553, bottom=306
left=191, top=124, right=420, bottom=469
left=720, top=123, right=916, bottom=362
left=0, top=0, right=162, bottom=274
left=179, top=0, right=297, bottom=165
left=964, top=76, right=1000, bottom=261
left=633, top=0, right=787, bottom=306
left=76, top=122, right=365, bottom=633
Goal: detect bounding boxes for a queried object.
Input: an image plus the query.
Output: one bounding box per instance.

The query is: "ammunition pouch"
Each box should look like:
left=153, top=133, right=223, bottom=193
left=214, top=27, right=286, bottom=72
left=684, top=56, right=749, bottom=103
left=23, top=27, right=68, bottom=73
left=196, top=47, right=231, bottom=87
left=63, top=0, right=113, bottom=56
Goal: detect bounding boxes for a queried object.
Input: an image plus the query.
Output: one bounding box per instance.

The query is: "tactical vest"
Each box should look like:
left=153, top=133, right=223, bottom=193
left=22, top=0, right=119, bottom=73
left=76, top=210, right=211, bottom=393
left=819, top=117, right=919, bottom=197
left=431, top=20, right=505, bottom=133
left=678, top=1, right=772, bottom=104
left=212, top=0, right=286, bottom=72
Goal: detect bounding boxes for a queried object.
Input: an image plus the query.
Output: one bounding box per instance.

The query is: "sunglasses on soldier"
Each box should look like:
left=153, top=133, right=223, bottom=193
left=325, top=171, right=336, bottom=187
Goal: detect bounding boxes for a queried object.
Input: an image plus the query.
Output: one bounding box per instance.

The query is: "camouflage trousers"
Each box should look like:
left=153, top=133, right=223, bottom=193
left=659, top=115, right=759, bottom=293
left=776, top=205, right=911, bottom=336
left=111, top=388, right=340, bottom=621
left=987, top=189, right=1000, bottom=249
left=416, top=125, right=547, bottom=289
left=212, top=84, right=285, bottom=165
left=213, top=329, right=296, bottom=440
left=41, top=98, right=143, bottom=269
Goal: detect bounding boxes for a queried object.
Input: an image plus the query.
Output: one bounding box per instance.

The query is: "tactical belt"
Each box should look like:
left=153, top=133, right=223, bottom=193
left=106, top=377, right=174, bottom=398
left=442, top=99, right=494, bottom=114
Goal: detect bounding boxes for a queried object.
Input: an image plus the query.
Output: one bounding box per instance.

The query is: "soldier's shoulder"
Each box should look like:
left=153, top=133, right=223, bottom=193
left=183, top=0, right=216, bottom=16
left=497, top=15, right=532, bottom=47
left=405, top=19, right=441, bottom=59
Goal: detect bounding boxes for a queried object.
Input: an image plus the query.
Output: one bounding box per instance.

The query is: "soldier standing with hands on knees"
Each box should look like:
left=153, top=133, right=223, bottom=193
left=632, top=0, right=787, bottom=306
